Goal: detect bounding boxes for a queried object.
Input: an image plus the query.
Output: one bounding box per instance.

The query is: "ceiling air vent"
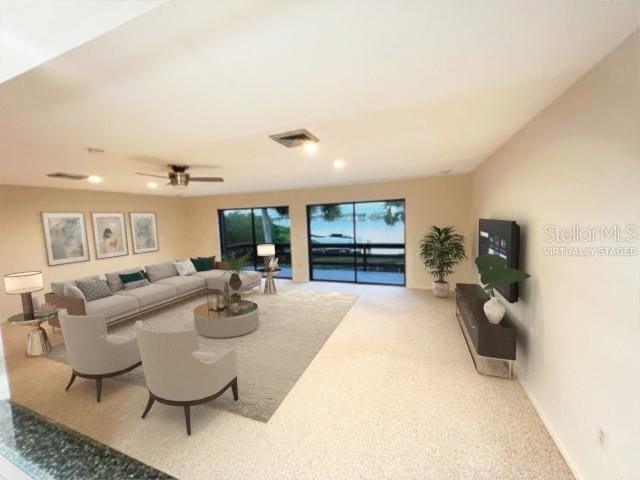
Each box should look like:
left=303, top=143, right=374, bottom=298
left=47, top=172, right=89, bottom=180
left=269, top=129, right=319, bottom=148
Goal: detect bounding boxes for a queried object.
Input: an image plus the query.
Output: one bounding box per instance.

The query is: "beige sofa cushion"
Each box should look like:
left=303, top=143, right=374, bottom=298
left=193, top=270, right=260, bottom=291
left=156, top=275, right=206, bottom=296
left=85, top=295, right=139, bottom=321
left=115, top=283, right=177, bottom=309
left=145, top=262, right=179, bottom=282
left=51, top=275, right=101, bottom=295
left=104, top=267, right=144, bottom=292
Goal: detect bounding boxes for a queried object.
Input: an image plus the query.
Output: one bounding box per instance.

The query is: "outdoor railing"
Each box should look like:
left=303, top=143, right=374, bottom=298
left=310, top=242, right=405, bottom=273
left=222, top=242, right=292, bottom=276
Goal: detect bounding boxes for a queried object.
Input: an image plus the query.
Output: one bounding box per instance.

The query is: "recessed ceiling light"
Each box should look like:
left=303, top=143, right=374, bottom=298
left=87, top=175, right=103, bottom=183
left=147, top=182, right=158, bottom=189
left=303, top=141, right=318, bottom=154
left=333, top=159, right=346, bottom=170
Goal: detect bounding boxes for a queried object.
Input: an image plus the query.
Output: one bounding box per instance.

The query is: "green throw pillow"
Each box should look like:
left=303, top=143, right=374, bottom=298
left=119, top=271, right=145, bottom=284
left=198, top=256, right=216, bottom=269
left=191, top=258, right=211, bottom=272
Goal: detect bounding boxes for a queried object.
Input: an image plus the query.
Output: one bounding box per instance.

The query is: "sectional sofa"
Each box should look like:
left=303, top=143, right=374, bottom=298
left=45, top=261, right=261, bottom=326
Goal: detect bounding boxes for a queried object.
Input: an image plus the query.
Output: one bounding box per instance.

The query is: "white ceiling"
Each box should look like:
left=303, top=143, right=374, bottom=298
left=0, top=0, right=165, bottom=82
left=0, top=0, right=638, bottom=197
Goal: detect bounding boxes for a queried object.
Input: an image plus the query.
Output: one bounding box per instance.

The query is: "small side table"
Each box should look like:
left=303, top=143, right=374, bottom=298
left=8, top=312, right=56, bottom=356
left=256, top=267, right=281, bottom=295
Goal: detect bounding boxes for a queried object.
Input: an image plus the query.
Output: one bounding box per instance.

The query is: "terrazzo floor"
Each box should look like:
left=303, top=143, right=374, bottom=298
left=0, top=401, right=172, bottom=479
left=1, top=281, right=573, bottom=480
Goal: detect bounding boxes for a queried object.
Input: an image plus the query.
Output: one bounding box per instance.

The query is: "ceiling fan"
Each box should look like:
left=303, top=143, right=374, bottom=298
left=136, top=164, right=223, bottom=188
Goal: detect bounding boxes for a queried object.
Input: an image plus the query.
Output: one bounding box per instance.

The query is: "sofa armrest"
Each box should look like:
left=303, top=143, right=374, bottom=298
left=215, top=261, right=229, bottom=270
left=44, top=292, right=86, bottom=317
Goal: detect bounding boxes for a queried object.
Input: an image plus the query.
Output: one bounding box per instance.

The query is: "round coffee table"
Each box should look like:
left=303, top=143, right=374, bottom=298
left=193, top=301, right=259, bottom=338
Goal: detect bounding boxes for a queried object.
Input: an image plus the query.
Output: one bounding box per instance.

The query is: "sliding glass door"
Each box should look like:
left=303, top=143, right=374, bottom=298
left=218, top=207, right=292, bottom=278
left=307, top=200, right=405, bottom=285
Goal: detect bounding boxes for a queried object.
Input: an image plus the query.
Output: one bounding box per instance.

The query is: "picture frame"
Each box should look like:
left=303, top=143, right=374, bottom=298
left=41, top=212, right=90, bottom=266
left=130, top=212, right=159, bottom=254
left=91, top=212, right=129, bottom=259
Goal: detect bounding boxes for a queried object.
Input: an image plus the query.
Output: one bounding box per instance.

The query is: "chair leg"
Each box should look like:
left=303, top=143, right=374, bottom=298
left=96, top=378, right=103, bottom=403
left=141, top=393, right=155, bottom=419
left=231, top=377, right=239, bottom=401
left=65, top=372, right=77, bottom=391
left=184, top=405, right=191, bottom=436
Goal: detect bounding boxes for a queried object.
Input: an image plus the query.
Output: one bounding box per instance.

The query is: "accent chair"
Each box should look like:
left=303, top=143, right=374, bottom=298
left=134, top=321, right=238, bottom=435
left=58, top=309, right=141, bottom=402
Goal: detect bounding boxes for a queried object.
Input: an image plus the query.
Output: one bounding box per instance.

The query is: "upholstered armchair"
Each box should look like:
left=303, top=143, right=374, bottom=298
left=58, top=310, right=141, bottom=402
left=135, top=321, right=238, bottom=435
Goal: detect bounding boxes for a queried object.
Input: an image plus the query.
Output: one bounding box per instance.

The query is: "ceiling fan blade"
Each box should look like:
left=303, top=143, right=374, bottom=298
left=186, top=164, right=220, bottom=170
left=189, top=177, right=224, bottom=182
left=136, top=172, right=168, bottom=179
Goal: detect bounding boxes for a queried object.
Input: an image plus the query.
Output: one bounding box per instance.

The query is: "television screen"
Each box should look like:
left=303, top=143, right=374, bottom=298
left=478, top=219, right=521, bottom=303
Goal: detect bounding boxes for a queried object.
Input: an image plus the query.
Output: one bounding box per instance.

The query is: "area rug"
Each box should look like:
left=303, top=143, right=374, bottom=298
left=46, top=289, right=357, bottom=423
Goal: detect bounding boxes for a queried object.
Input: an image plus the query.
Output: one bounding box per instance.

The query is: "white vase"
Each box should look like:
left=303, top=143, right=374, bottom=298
left=484, top=297, right=506, bottom=324
left=432, top=281, right=449, bottom=298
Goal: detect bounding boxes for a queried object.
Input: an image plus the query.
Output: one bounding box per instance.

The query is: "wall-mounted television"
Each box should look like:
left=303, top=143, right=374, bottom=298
left=478, top=219, right=521, bottom=303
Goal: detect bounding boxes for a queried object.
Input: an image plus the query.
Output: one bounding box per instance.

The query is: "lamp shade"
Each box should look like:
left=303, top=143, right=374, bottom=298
left=257, top=244, right=276, bottom=257
left=4, top=271, right=43, bottom=294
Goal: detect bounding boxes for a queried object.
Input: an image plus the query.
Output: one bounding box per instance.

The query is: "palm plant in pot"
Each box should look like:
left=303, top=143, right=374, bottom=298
left=419, top=226, right=466, bottom=298
left=224, top=252, right=250, bottom=291
left=475, top=254, right=530, bottom=324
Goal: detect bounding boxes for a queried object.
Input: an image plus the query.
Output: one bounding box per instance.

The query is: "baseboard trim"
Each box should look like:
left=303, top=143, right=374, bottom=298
left=517, top=370, right=585, bottom=480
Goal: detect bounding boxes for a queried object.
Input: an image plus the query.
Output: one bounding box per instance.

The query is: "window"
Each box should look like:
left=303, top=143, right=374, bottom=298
left=218, top=207, right=292, bottom=278
left=307, top=200, right=405, bottom=285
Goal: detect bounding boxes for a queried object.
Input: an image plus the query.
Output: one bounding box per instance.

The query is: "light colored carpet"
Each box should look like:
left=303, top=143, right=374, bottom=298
left=47, top=289, right=357, bottom=422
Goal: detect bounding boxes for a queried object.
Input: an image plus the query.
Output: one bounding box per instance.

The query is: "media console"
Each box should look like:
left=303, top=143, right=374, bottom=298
left=455, top=283, right=516, bottom=379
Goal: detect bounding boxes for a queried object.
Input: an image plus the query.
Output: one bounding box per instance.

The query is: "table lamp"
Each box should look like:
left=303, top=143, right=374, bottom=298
left=4, top=271, right=43, bottom=320
left=257, top=243, right=276, bottom=269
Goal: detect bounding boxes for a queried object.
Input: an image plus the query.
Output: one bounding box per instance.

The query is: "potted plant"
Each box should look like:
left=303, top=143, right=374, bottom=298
left=475, top=254, right=530, bottom=324
left=224, top=252, right=250, bottom=291
left=419, top=226, right=467, bottom=298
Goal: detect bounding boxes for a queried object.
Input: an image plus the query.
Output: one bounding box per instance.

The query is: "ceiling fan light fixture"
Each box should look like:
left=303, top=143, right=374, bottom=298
left=136, top=164, right=224, bottom=188
left=169, top=171, right=189, bottom=187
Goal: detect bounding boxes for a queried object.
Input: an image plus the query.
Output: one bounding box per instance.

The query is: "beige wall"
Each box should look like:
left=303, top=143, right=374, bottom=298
left=185, top=175, right=475, bottom=289
left=0, top=186, right=190, bottom=318
left=471, top=31, right=639, bottom=480
left=0, top=176, right=476, bottom=318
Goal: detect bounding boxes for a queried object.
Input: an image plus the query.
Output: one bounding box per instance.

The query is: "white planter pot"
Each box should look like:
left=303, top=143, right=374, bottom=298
left=484, top=297, right=506, bottom=324
left=432, top=281, right=449, bottom=298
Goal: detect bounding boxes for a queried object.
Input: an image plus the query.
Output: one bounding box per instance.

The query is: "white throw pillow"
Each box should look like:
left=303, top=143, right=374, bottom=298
left=174, top=259, right=196, bottom=276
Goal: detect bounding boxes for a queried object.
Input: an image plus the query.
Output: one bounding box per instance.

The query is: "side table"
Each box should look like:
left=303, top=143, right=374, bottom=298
left=7, top=312, right=56, bottom=356
left=256, top=267, right=281, bottom=295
